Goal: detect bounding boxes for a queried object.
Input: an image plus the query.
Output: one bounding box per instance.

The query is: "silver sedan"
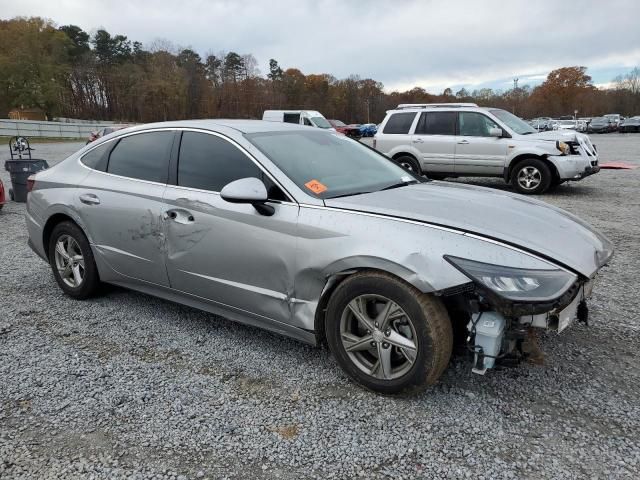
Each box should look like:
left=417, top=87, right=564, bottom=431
left=26, top=120, right=613, bottom=393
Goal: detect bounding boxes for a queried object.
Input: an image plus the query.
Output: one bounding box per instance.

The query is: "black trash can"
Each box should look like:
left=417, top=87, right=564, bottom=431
left=4, top=159, right=49, bottom=202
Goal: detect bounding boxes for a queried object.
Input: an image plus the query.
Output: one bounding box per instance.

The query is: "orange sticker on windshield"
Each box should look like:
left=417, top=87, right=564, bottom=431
left=305, top=179, right=327, bottom=195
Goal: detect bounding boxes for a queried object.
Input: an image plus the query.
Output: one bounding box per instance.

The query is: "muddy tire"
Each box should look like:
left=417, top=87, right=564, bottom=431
left=325, top=271, right=453, bottom=394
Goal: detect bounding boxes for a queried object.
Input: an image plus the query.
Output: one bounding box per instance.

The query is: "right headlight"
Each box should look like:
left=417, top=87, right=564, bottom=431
left=444, top=255, right=577, bottom=302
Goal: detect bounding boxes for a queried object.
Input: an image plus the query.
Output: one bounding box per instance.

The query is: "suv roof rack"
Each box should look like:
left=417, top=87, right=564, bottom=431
left=396, top=103, right=479, bottom=109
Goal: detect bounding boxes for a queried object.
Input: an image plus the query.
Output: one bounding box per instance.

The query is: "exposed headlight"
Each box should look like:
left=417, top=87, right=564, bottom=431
left=556, top=141, right=570, bottom=155
left=444, top=256, right=577, bottom=302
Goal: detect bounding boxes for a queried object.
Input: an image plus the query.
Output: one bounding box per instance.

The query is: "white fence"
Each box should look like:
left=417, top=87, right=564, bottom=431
left=0, top=119, right=116, bottom=139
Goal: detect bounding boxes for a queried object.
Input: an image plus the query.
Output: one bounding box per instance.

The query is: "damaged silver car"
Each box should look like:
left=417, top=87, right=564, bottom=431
left=25, top=121, right=613, bottom=394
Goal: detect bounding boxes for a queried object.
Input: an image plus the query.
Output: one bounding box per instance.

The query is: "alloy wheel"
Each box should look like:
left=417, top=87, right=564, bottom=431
left=517, top=166, right=542, bottom=191
left=340, top=294, right=418, bottom=380
left=54, top=235, right=85, bottom=288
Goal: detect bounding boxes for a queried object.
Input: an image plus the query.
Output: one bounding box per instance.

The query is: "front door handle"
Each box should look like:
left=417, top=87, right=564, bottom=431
left=79, top=193, right=100, bottom=205
left=457, top=140, right=470, bottom=145
left=412, top=138, right=424, bottom=143
left=164, top=209, right=195, bottom=224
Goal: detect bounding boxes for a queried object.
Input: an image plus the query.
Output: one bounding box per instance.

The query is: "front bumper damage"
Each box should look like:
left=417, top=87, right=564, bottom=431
left=445, top=277, right=595, bottom=375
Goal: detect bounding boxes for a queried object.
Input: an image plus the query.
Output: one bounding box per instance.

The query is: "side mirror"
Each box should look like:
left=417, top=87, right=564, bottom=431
left=220, top=177, right=274, bottom=216
left=489, top=127, right=503, bottom=138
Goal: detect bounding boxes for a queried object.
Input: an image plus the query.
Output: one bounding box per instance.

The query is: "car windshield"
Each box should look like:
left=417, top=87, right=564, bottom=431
left=560, top=120, right=575, bottom=125
left=331, top=119, right=346, bottom=127
left=310, top=116, right=332, bottom=129
left=490, top=109, right=537, bottom=135
left=592, top=117, right=606, bottom=123
left=245, top=130, right=422, bottom=199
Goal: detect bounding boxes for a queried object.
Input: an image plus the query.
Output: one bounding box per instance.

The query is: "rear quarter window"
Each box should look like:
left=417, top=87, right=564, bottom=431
left=382, top=112, right=417, bottom=134
left=80, top=142, right=112, bottom=171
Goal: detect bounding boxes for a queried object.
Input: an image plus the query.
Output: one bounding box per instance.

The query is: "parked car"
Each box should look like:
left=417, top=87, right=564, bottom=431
left=530, top=118, right=552, bottom=131
left=327, top=119, right=361, bottom=137
left=0, top=178, right=5, bottom=210
left=619, top=116, right=640, bottom=132
left=557, top=120, right=577, bottom=130
left=373, top=103, right=599, bottom=194
left=25, top=120, right=613, bottom=393
left=86, top=125, right=130, bottom=144
left=575, top=119, right=588, bottom=132
left=263, top=110, right=335, bottom=131
left=604, top=113, right=622, bottom=128
left=587, top=117, right=614, bottom=133
left=358, top=123, right=378, bottom=137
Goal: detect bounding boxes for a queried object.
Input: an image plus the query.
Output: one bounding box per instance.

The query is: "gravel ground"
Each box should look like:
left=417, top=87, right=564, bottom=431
left=1, top=135, right=639, bottom=479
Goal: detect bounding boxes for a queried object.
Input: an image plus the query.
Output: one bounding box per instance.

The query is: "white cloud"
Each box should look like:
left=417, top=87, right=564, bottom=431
left=2, top=0, right=639, bottom=93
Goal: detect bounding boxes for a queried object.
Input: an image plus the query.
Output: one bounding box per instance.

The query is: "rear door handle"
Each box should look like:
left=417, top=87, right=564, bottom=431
left=457, top=140, right=469, bottom=145
left=79, top=193, right=100, bottom=205
left=412, top=138, right=424, bottom=143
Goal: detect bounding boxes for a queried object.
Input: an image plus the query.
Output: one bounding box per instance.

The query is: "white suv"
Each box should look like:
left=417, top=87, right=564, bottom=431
left=373, top=103, right=600, bottom=194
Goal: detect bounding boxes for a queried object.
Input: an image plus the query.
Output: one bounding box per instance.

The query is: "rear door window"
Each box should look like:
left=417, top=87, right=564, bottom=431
left=415, top=112, right=457, bottom=135
left=107, top=131, right=174, bottom=183
left=382, top=112, right=417, bottom=134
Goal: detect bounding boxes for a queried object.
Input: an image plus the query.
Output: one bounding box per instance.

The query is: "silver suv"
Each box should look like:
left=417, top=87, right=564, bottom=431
left=374, top=103, right=600, bottom=194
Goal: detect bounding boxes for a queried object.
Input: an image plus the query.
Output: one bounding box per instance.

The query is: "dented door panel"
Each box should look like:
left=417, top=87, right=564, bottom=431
left=76, top=170, right=170, bottom=286
left=162, top=186, right=299, bottom=326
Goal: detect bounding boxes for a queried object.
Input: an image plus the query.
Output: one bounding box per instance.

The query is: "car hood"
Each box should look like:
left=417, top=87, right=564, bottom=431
left=324, top=182, right=613, bottom=278
left=523, top=130, right=584, bottom=142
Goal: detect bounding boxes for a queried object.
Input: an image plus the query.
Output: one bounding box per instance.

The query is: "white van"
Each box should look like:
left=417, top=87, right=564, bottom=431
left=262, top=110, right=335, bottom=131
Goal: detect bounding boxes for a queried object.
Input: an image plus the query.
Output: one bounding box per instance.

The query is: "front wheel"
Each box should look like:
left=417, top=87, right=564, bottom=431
left=511, top=158, right=552, bottom=194
left=325, top=272, right=453, bottom=394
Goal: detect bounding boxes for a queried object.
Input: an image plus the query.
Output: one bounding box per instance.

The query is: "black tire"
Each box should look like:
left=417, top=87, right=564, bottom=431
left=325, top=271, right=453, bottom=395
left=395, top=155, right=421, bottom=175
left=48, top=221, right=101, bottom=299
left=511, top=158, right=552, bottom=195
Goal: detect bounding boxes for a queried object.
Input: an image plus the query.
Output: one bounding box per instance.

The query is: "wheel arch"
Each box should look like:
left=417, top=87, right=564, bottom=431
left=42, top=213, right=83, bottom=258
left=506, top=153, right=560, bottom=183
left=312, top=264, right=434, bottom=345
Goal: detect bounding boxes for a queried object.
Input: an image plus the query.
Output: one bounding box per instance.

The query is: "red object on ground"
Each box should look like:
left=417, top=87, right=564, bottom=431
left=0, top=178, right=5, bottom=209
left=599, top=161, right=638, bottom=170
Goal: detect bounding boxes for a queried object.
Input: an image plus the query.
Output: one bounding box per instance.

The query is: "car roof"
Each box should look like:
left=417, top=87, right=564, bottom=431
left=386, top=105, right=498, bottom=114
left=117, top=119, right=314, bottom=135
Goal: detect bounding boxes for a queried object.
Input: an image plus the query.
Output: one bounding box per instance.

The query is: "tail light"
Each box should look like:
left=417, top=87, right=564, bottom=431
left=27, top=175, right=36, bottom=193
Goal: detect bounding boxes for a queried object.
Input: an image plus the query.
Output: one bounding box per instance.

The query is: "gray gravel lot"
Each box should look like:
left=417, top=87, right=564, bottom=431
left=1, top=135, right=639, bottom=479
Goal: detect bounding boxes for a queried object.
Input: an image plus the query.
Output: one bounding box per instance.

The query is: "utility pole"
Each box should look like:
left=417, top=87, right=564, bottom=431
left=512, top=77, right=519, bottom=114
left=365, top=99, right=370, bottom=124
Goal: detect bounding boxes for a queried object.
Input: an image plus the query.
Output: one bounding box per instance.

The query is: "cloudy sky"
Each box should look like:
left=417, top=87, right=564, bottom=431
left=3, top=0, right=640, bottom=93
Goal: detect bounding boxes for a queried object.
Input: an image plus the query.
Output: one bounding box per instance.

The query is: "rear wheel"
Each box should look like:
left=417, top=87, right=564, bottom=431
left=325, top=272, right=452, bottom=394
left=395, top=155, right=421, bottom=175
left=511, top=158, right=552, bottom=194
left=49, top=221, right=100, bottom=299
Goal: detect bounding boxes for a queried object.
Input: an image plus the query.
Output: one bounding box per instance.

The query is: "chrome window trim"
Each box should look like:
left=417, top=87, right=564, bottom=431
left=78, top=127, right=297, bottom=203
left=174, top=127, right=296, bottom=204
left=77, top=127, right=177, bottom=187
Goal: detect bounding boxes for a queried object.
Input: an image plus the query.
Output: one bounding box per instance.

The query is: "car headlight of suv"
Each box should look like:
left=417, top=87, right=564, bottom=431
left=556, top=141, right=570, bottom=155
left=444, top=256, right=577, bottom=302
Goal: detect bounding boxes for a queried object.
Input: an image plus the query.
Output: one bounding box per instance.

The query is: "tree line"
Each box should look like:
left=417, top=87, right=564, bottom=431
left=1, top=17, right=639, bottom=124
